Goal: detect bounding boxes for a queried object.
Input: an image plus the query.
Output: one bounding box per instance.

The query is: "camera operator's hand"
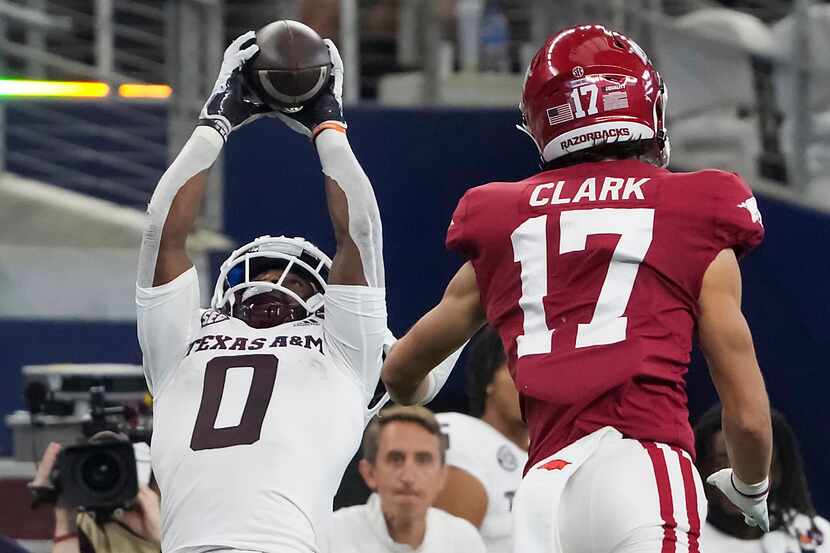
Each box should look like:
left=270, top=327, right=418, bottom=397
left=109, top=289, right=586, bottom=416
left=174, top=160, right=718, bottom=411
left=274, top=39, right=346, bottom=139
left=32, top=442, right=80, bottom=550
left=119, top=486, right=161, bottom=546
left=32, top=441, right=61, bottom=488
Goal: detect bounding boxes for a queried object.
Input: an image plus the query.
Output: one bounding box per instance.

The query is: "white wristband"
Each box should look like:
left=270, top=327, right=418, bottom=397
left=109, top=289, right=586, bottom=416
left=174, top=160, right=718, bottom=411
left=193, top=124, right=225, bottom=153
left=418, top=373, right=439, bottom=405
left=732, top=473, right=769, bottom=498
left=418, top=343, right=467, bottom=405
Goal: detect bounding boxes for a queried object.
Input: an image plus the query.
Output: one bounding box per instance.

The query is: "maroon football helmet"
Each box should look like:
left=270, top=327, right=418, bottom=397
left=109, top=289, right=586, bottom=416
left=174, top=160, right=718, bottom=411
left=519, top=25, right=669, bottom=167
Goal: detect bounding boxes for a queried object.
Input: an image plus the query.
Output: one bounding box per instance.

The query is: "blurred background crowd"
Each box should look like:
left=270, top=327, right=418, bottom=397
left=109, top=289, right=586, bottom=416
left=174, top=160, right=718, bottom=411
left=0, top=0, right=827, bottom=552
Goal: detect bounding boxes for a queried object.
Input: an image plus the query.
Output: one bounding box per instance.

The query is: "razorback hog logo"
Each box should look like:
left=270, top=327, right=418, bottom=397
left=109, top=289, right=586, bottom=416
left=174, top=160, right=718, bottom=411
left=539, top=458, right=571, bottom=471
left=561, top=128, right=631, bottom=150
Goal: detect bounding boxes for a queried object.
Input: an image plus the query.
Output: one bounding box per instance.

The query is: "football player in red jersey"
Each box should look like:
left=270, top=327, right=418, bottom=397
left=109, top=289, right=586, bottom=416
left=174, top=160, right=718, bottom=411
left=382, top=25, right=772, bottom=553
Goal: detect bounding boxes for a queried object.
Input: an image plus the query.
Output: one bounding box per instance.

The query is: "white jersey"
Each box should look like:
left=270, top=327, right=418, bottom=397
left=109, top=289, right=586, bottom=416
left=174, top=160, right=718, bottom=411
left=330, top=494, right=485, bottom=553
left=435, top=412, right=527, bottom=553
left=700, top=523, right=763, bottom=553
left=136, top=267, right=387, bottom=553
left=702, top=516, right=830, bottom=553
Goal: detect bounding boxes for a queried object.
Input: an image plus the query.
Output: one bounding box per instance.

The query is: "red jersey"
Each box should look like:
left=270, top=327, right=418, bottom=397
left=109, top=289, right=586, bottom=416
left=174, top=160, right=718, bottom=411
left=446, top=159, right=764, bottom=467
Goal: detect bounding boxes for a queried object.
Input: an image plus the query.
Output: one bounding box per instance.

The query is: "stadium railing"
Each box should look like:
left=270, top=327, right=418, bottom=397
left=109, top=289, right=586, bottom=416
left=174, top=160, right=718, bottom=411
left=335, top=0, right=828, bottom=206
left=0, top=0, right=225, bottom=229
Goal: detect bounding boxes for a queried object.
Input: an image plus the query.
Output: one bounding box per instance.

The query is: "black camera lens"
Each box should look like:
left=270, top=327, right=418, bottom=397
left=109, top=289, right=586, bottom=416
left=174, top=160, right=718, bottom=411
left=80, top=452, right=123, bottom=493
left=58, top=439, right=137, bottom=509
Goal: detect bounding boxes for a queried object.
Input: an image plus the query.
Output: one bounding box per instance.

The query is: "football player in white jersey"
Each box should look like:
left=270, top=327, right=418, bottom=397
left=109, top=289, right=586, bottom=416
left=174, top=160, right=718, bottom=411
left=136, top=32, right=388, bottom=553
left=435, top=327, right=527, bottom=553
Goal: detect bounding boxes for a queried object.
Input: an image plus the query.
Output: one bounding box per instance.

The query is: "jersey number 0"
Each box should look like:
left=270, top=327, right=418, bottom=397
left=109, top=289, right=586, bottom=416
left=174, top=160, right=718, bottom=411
left=511, top=208, right=655, bottom=357
left=190, top=354, right=279, bottom=451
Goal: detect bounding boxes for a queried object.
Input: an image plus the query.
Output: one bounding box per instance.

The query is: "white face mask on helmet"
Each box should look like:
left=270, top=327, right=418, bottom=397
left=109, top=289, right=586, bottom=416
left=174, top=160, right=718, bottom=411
left=211, top=235, right=332, bottom=328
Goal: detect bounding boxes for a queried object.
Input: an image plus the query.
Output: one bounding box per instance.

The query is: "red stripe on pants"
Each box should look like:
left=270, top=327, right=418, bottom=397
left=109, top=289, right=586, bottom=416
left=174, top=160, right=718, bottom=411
left=641, top=442, right=677, bottom=553
left=673, top=447, right=702, bottom=553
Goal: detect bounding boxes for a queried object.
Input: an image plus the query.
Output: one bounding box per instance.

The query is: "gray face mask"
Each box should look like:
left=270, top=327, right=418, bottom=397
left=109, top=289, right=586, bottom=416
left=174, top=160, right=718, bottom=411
left=240, top=284, right=277, bottom=304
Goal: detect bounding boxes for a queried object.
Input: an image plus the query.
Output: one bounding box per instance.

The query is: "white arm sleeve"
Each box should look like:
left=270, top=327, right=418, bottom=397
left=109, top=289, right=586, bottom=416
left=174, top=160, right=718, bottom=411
left=136, top=267, right=201, bottom=395
left=135, top=125, right=221, bottom=395
left=324, top=285, right=388, bottom=402
left=315, top=130, right=384, bottom=288
left=136, top=126, right=222, bottom=288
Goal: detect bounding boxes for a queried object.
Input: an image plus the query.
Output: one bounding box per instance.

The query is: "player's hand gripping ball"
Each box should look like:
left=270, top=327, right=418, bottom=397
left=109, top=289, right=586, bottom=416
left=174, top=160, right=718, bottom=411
left=244, top=20, right=332, bottom=112
left=198, top=31, right=273, bottom=141
left=272, top=38, right=346, bottom=139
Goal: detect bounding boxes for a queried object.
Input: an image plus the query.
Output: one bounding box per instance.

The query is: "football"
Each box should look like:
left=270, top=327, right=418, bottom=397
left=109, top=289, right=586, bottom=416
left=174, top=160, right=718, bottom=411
left=245, top=20, right=332, bottom=111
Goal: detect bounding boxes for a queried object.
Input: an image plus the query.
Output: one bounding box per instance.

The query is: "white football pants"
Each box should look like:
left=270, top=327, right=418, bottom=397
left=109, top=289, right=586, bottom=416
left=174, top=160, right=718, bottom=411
left=513, top=427, right=707, bottom=553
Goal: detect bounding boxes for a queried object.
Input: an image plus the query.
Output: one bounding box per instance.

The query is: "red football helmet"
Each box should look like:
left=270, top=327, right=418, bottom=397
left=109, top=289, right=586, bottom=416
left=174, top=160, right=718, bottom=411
left=519, top=25, right=669, bottom=167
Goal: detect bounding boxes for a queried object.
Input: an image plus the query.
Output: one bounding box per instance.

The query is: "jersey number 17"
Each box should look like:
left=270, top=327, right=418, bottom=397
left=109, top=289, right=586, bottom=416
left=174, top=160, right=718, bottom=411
left=511, top=208, right=655, bottom=357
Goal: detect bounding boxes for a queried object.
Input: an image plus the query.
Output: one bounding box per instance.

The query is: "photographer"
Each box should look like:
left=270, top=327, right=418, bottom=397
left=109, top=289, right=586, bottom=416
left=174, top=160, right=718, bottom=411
left=30, top=434, right=161, bottom=553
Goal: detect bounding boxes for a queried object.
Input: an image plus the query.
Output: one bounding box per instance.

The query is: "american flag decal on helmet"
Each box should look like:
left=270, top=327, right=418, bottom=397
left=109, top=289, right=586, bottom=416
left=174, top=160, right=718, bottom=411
left=547, top=103, right=574, bottom=125
left=603, top=90, right=629, bottom=111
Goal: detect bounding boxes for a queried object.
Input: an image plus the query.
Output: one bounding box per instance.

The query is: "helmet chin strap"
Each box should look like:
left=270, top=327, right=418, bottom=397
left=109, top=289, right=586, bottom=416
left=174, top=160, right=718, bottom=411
left=658, top=132, right=671, bottom=168
left=305, top=293, right=324, bottom=313
left=515, top=121, right=547, bottom=169
left=240, top=284, right=274, bottom=303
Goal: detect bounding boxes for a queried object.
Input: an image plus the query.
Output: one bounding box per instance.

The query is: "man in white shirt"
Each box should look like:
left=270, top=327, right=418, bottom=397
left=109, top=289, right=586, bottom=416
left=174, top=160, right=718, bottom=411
left=434, top=326, right=528, bottom=553
left=696, top=405, right=830, bottom=553
left=330, top=406, right=485, bottom=553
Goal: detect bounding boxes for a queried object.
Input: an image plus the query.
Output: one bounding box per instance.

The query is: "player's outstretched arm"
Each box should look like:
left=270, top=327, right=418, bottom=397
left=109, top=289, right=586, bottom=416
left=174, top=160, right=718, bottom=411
left=320, top=146, right=382, bottom=287
left=274, top=40, right=383, bottom=287
left=698, top=248, right=772, bottom=531
left=382, top=331, right=468, bottom=406
left=141, top=168, right=209, bottom=287
left=137, top=31, right=271, bottom=288
left=383, top=262, right=486, bottom=404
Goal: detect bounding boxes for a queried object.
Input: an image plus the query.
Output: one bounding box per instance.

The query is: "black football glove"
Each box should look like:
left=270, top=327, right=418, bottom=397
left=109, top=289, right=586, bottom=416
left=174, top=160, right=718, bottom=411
left=275, top=39, right=346, bottom=139
left=199, top=31, right=274, bottom=141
